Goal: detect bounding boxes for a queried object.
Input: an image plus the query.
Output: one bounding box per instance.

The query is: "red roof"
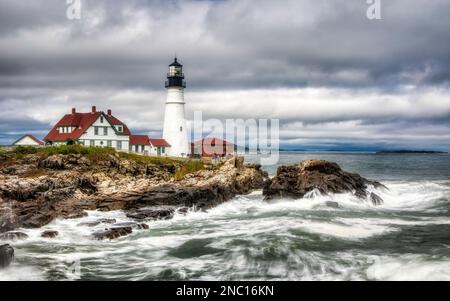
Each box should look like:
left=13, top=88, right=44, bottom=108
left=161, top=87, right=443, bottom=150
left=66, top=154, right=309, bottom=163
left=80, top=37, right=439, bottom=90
left=105, top=115, right=131, bottom=135
left=13, top=134, right=44, bottom=145
left=44, top=112, right=101, bottom=142
left=149, top=138, right=171, bottom=147
left=130, top=135, right=151, bottom=145
left=130, top=135, right=170, bottom=147
left=44, top=110, right=130, bottom=142
left=193, top=138, right=235, bottom=146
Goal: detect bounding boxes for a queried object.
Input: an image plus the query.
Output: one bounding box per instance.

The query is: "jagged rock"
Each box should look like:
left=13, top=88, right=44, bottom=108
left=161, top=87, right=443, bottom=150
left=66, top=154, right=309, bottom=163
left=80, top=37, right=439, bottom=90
left=77, top=175, right=98, bottom=192
left=326, top=201, right=340, bottom=208
left=41, top=230, right=59, bottom=238
left=0, top=244, right=14, bottom=268
left=77, top=218, right=117, bottom=227
left=66, top=211, right=89, bottom=219
left=176, top=207, right=190, bottom=215
left=263, top=160, right=385, bottom=205
left=0, top=231, right=29, bottom=241
left=370, top=193, right=384, bottom=206
left=92, top=226, right=133, bottom=240
left=38, top=155, right=65, bottom=170
left=235, top=164, right=268, bottom=194
left=126, top=207, right=175, bottom=220
left=112, top=222, right=149, bottom=230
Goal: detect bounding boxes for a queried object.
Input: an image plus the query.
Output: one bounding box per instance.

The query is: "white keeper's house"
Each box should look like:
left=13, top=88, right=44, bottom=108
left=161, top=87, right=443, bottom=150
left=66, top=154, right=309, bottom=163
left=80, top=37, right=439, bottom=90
left=43, top=106, right=171, bottom=156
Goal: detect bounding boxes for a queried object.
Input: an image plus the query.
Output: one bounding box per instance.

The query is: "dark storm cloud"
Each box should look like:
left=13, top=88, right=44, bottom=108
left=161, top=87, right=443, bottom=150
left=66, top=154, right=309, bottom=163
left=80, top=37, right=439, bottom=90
left=0, top=0, right=449, bottom=90
left=0, top=0, right=449, bottom=149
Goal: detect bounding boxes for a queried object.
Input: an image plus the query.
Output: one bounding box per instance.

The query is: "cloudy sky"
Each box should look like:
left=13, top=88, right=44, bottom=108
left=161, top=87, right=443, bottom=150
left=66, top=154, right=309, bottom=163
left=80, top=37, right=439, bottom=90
left=1, top=0, right=450, bottom=151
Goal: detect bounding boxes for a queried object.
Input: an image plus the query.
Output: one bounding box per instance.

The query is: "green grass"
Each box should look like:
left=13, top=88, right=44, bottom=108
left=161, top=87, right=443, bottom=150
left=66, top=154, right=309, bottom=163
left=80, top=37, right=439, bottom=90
left=174, top=160, right=205, bottom=180
left=39, top=145, right=115, bottom=156
left=118, top=152, right=183, bottom=165
left=7, top=145, right=205, bottom=178
left=11, top=145, right=116, bottom=162
left=12, top=146, right=39, bottom=155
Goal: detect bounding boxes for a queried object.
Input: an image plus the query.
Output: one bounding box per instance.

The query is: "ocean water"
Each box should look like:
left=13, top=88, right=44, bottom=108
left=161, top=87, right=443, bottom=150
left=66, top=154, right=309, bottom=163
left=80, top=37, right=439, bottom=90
left=1, top=152, right=450, bottom=281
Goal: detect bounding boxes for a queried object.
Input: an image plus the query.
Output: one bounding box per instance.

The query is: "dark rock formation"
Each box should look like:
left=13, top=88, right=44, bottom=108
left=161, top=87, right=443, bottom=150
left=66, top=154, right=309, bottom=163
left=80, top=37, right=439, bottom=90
left=41, top=230, right=59, bottom=238
left=0, top=244, right=14, bottom=268
left=77, top=218, right=117, bottom=227
left=0, top=231, right=29, bottom=241
left=369, top=192, right=384, bottom=206
left=92, top=226, right=133, bottom=240
left=176, top=207, right=190, bottom=215
left=263, top=160, right=385, bottom=205
left=325, top=201, right=340, bottom=208
left=126, top=207, right=175, bottom=221
left=112, top=222, right=149, bottom=230
left=38, top=156, right=65, bottom=170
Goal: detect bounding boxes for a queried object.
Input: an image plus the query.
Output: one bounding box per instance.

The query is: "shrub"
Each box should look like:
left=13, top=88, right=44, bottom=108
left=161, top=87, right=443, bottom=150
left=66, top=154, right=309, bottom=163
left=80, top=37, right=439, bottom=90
left=118, top=152, right=183, bottom=165
left=174, top=160, right=205, bottom=180
left=13, top=146, right=38, bottom=155
left=38, top=145, right=117, bottom=162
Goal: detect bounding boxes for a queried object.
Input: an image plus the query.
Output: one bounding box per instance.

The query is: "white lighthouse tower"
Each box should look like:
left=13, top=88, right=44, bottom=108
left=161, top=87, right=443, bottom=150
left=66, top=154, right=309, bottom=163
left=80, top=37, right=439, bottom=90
left=163, top=58, right=189, bottom=157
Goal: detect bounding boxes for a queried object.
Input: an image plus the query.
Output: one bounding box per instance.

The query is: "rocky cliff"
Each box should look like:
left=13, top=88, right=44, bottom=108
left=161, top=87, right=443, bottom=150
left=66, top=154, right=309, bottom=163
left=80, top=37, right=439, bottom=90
left=0, top=150, right=268, bottom=233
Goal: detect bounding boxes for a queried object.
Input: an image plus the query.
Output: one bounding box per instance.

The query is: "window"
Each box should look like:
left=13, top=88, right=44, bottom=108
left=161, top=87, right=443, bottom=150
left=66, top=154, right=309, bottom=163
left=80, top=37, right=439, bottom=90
left=94, top=127, right=99, bottom=135
left=162, top=148, right=165, bottom=154
left=107, top=140, right=112, bottom=147
left=104, top=127, right=108, bottom=136
left=90, top=140, right=95, bottom=147
left=135, top=145, right=139, bottom=153
left=180, top=126, right=183, bottom=132
left=100, top=116, right=104, bottom=123
left=117, top=126, right=123, bottom=133
left=117, top=141, right=122, bottom=150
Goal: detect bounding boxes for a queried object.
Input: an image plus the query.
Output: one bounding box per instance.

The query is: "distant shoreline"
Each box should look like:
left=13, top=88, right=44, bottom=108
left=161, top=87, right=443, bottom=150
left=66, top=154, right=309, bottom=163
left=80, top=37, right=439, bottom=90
left=376, top=150, right=448, bottom=154
left=277, top=149, right=448, bottom=154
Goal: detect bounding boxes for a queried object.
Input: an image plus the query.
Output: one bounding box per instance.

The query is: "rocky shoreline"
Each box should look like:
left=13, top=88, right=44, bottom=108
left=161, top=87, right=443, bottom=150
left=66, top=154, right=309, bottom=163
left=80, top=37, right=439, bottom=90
left=0, top=152, right=267, bottom=236
left=0, top=149, right=386, bottom=251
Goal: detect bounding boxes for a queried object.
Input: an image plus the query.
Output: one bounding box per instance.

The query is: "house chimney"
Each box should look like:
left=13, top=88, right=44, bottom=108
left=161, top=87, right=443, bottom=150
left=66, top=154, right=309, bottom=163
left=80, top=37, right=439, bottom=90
left=92, top=106, right=96, bottom=113
left=72, top=108, right=76, bottom=114
left=107, top=109, right=112, bottom=116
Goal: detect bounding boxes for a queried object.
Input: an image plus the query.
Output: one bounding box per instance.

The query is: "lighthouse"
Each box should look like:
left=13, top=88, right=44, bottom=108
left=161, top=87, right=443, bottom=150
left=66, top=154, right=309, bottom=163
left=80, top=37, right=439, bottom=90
left=162, top=58, right=189, bottom=157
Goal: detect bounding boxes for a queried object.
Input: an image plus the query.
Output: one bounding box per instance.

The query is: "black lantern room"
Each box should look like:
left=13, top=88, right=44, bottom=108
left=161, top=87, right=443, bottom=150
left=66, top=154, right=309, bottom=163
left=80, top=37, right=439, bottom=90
left=165, top=58, right=186, bottom=88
